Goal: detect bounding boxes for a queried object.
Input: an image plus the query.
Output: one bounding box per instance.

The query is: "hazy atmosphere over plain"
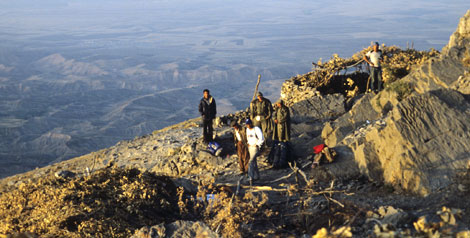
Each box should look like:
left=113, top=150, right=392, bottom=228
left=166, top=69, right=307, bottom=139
left=0, top=0, right=468, bottom=178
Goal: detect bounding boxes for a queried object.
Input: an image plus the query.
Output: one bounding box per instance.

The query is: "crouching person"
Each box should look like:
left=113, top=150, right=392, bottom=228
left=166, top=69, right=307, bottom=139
left=311, top=144, right=336, bottom=168
left=231, top=121, right=249, bottom=174
left=245, top=119, right=264, bottom=184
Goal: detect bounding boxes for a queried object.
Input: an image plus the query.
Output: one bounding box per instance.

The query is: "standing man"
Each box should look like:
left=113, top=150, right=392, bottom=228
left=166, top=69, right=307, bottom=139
left=363, top=42, right=383, bottom=92
left=231, top=121, right=250, bottom=174
left=272, top=100, right=291, bottom=142
left=249, top=92, right=273, bottom=140
left=245, top=119, right=264, bottom=184
left=198, top=89, right=216, bottom=143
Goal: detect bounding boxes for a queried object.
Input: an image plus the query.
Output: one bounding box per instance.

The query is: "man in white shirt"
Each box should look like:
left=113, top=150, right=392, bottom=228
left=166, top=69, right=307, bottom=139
left=245, top=119, right=264, bottom=183
left=363, top=42, right=383, bottom=92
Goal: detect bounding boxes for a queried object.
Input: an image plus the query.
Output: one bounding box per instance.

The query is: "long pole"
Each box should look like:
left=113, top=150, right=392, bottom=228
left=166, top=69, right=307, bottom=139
left=252, top=74, right=261, bottom=101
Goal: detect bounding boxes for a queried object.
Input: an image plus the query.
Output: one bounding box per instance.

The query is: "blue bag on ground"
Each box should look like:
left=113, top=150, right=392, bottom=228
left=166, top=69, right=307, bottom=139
left=207, top=141, right=223, bottom=156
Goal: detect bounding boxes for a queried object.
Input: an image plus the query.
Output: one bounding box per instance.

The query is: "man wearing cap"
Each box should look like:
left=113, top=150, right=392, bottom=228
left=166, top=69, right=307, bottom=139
left=363, top=42, right=383, bottom=92
left=245, top=119, right=264, bottom=183
left=231, top=121, right=249, bottom=174
left=272, top=100, right=291, bottom=142
left=249, top=92, right=273, bottom=139
left=198, top=89, right=216, bottom=143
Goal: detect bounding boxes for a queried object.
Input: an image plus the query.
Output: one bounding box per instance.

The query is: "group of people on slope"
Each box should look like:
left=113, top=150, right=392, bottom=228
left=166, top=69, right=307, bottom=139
left=197, top=41, right=382, bottom=183
left=248, top=92, right=291, bottom=143
left=235, top=92, right=291, bottom=182
left=199, top=89, right=291, bottom=184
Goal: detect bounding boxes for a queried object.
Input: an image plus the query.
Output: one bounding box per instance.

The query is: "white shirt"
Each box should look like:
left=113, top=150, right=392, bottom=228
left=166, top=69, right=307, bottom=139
left=246, top=126, right=264, bottom=147
left=366, top=50, right=382, bottom=67
left=235, top=130, right=242, bottom=142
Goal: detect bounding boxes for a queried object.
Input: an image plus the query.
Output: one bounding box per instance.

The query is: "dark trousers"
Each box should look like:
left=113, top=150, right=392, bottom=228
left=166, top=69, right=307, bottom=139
left=202, top=119, right=213, bottom=143
left=237, top=141, right=250, bottom=173
left=370, top=67, right=383, bottom=92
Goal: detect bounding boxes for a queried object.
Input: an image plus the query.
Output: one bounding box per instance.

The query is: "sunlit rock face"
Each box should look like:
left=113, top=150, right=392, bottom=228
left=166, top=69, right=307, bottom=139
left=321, top=11, right=470, bottom=195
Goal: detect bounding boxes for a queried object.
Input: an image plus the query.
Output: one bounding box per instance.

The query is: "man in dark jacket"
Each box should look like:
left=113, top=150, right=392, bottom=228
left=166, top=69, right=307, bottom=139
left=272, top=100, right=291, bottom=142
left=198, top=89, right=216, bottom=143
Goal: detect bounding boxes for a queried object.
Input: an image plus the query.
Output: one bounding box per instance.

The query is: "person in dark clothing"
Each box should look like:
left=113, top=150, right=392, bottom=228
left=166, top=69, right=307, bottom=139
left=249, top=92, right=273, bottom=140
left=198, top=89, right=216, bottom=143
left=272, top=100, right=291, bottom=142
left=231, top=121, right=250, bottom=174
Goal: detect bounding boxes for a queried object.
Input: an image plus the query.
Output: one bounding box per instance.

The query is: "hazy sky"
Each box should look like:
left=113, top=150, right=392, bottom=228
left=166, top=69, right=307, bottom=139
left=1, top=0, right=469, bottom=65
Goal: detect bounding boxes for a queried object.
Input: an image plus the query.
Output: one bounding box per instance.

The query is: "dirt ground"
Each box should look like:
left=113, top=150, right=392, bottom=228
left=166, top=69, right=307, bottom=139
left=212, top=147, right=470, bottom=237
left=1, top=142, right=470, bottom=238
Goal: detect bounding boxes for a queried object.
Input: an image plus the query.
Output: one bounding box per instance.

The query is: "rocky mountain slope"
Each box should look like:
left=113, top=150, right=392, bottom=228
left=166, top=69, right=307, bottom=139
left=320, top=10, right=470, bottom=196
left=1, top=10, right=470, bottom=238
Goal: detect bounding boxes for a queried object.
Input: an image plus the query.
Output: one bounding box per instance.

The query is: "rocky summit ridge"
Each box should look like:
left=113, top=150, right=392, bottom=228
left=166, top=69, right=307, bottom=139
left=321, top=10, right=470, bottom=196
left=1, top=10, right=470, bottom=238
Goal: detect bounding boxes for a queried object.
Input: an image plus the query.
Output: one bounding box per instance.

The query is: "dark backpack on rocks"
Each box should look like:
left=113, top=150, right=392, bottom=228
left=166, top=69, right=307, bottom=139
left=268, top=141, right=294, bottom=169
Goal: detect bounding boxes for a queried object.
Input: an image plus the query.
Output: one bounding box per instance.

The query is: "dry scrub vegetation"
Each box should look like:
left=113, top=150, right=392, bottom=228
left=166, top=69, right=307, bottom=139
left=0, top=168, right=276, bottom=238
left=0, top=168, right=179, bottom=237
left=0, top=166, right=360, bottom=237
left=177, top=178, right=275, bottom=238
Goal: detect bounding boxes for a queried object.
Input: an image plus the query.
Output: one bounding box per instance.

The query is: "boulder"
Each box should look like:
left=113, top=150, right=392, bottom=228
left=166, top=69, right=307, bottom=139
left=452, top=73, right=470, bottom=94
left=286, top=93, right=346, bottom=158
left=54, top=170, right=76, bottom=179
left=321, top=92, right=383, bottom=147
left=172, top=178, right=198, bottom=194
left=376, top=206, right=410, bottom=227
left=131, top=221, right=219, bottom=238
left=290, top=121, right=330, bottom=159
left=289, top=93, right=346, bottom=124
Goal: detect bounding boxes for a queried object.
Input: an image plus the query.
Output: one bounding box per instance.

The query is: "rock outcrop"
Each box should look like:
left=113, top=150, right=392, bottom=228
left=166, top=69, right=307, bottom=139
left=287, top=93, right=346, bottom=158
left=289, top=93, right=345, bottom=124
left=403, top=11, right=470, bottom=94
left=336, top=89, right=470, bottom=195
left=320, top=10, right=470, bottom=195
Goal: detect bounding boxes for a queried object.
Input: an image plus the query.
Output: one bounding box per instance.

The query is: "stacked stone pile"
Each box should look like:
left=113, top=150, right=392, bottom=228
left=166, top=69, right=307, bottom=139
left=280, top=80, right=321, bottom=107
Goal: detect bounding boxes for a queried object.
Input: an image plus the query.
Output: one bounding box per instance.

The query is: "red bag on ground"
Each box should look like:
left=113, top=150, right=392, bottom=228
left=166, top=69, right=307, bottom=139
left=313, top=144, right=325, bottom=154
